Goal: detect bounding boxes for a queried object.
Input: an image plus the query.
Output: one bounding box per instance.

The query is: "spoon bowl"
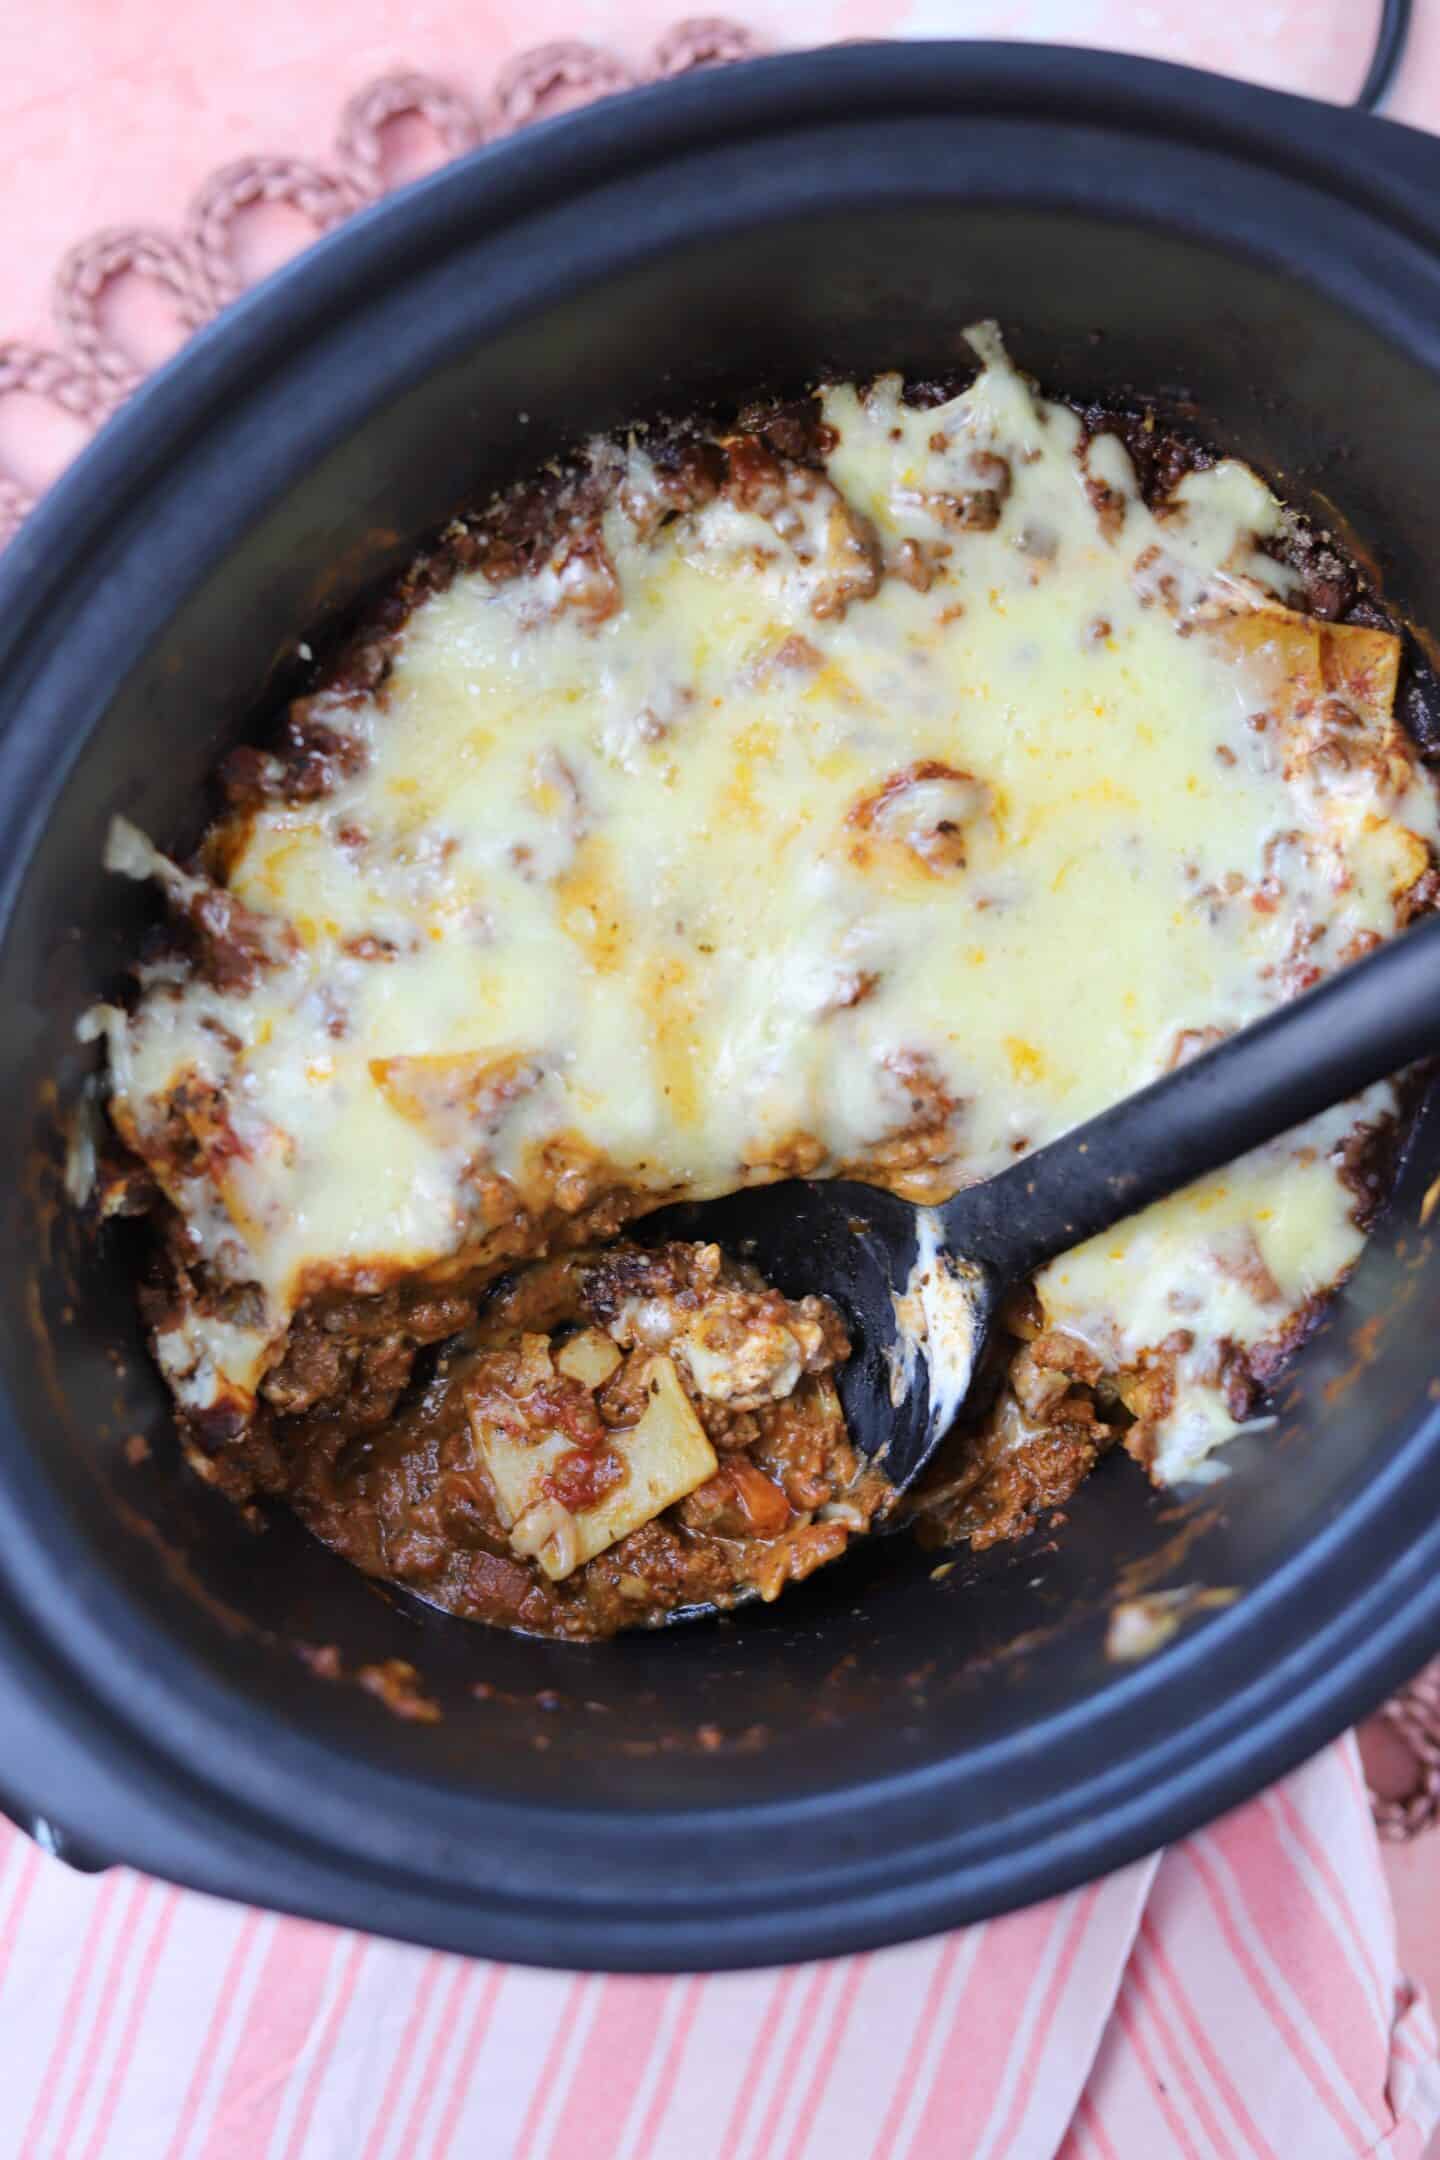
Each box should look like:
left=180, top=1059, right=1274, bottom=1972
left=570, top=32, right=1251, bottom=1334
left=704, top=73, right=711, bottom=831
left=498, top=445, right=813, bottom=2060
left=643, top=1179, right=976, bottom=1493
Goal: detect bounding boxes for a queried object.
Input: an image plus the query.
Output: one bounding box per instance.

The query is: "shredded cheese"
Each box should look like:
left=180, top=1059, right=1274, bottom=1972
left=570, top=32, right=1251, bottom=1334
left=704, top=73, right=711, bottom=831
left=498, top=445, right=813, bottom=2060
left=99, top=325, right=1440, bottom=1481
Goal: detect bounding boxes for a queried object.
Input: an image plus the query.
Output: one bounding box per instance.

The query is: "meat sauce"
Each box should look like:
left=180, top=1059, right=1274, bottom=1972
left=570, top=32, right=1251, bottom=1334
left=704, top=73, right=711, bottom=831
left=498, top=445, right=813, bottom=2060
left=222, top=1243, right=879, bottom=1639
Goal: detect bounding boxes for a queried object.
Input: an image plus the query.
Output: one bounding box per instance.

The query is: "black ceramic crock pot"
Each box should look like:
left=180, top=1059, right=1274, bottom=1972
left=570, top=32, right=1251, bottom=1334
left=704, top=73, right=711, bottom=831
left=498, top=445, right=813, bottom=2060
left=2, top=42, right=1440, bottom=1972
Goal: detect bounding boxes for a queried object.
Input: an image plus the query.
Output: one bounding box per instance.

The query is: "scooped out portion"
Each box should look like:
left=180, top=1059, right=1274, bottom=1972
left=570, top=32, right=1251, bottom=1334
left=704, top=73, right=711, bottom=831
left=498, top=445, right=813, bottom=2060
left=238, top=1240, right=882, bottom=1639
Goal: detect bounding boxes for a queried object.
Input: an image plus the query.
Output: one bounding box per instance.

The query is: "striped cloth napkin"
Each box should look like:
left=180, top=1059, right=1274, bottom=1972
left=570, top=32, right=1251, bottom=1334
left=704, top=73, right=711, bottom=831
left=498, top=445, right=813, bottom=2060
left=1, top=1734, right=1435, bottom=2160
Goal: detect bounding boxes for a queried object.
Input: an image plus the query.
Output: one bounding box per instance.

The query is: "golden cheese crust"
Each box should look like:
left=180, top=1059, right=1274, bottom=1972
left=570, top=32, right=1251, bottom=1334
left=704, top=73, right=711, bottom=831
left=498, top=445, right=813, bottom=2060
left=84, top=323, right=1440, bottom=1633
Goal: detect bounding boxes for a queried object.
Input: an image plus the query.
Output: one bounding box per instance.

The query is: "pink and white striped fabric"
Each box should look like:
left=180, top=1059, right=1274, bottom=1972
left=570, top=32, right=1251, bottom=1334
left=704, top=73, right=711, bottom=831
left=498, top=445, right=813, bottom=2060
left=0, top=1734, right=1435, bottom=2159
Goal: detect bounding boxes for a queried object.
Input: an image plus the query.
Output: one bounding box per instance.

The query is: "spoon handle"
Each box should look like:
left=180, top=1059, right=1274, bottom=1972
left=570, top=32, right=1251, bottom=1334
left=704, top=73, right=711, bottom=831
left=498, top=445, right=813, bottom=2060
left=943, top=907, right=1440, bottom=1281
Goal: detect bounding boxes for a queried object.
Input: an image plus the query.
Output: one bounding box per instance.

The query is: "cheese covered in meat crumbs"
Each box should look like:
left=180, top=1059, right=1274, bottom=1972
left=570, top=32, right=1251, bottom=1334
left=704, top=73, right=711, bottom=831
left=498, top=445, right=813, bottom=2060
left=94, top=323, right=1439, bottom=1509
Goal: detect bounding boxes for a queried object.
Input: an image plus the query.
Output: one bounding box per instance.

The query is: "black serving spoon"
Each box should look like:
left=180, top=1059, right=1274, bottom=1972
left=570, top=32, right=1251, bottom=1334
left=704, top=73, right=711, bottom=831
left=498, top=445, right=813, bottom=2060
left=650, top=907, right=1440, bottom=1496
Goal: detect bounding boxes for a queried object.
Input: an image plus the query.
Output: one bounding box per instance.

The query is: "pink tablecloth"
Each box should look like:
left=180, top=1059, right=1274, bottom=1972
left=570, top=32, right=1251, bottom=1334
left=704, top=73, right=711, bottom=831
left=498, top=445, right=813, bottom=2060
left=3, top=5, right=1440, bottom=2154
left=1, top=1738, right=1436, bottom=2160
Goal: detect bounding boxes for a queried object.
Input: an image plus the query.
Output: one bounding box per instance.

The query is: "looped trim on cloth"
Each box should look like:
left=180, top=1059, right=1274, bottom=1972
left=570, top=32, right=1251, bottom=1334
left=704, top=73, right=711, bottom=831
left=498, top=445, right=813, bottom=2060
left=1369, top=1661, right=1440, bottom=1839
left=652, top=15, right=763, bottom=71
left=0, top=340, right=109, bottom=543
left=54, top=227, right=209, bottom=398
left=488, top=41, right=639, bottom=132
left=335, top=71, right=482, bottom=200
left=185, top=155, right=361, bottom=311
left=0, top=20, right=763, bottom=537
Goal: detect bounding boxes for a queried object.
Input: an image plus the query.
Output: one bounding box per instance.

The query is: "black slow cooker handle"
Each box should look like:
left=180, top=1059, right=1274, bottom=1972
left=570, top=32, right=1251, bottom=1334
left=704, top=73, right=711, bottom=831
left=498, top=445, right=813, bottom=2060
left=1355, top=0, right=1412, bottom=112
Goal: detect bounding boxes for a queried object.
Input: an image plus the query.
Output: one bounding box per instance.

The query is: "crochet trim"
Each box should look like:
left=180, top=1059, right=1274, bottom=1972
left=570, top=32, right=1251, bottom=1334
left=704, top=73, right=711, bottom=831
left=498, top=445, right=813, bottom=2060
left=1369, top=1663, right=1440, bottom=1841
left=0, top=20, right=761, bottom=543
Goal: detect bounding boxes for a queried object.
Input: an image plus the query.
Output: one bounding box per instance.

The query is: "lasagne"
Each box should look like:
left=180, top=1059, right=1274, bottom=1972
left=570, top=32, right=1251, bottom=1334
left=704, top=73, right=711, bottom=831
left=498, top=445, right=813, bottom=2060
left=82, top=324, right=1440, bottom=1637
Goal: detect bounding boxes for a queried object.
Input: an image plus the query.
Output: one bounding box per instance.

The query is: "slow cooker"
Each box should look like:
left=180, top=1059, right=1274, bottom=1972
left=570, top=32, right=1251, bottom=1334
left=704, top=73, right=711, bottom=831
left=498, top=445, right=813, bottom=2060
left=1, top=42, right=1439, bottom=1969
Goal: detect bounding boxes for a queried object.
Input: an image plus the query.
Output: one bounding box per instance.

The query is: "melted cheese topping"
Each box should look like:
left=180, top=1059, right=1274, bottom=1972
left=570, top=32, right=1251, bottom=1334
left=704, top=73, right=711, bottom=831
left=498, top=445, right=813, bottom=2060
left=101, top=325, right=1440, bottom=1479
left=891, top=1210, right=980, bottom=1437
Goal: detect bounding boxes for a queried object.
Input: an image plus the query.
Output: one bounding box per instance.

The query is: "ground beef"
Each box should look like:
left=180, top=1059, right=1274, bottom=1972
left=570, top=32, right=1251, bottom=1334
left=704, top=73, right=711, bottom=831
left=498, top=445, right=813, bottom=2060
left=214, top=1243, right=879, bottom=1639
left=1074, top=402, right=1214, bottom=509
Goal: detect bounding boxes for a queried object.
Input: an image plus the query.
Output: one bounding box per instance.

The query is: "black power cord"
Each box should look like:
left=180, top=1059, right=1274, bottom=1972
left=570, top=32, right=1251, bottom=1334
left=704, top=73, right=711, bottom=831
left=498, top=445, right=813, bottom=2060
left=1355, top=0, right=1414, bottom=110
